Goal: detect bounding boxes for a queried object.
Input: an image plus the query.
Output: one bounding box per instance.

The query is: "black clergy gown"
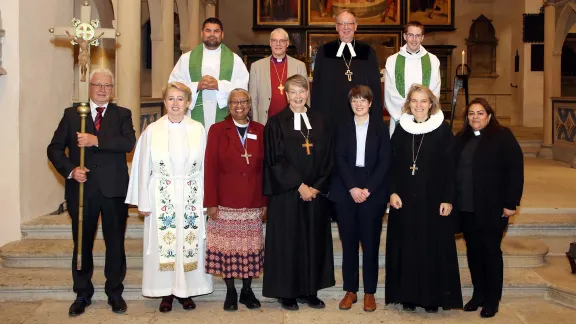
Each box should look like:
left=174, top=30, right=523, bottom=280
left=311, top=39, right=383, bottom=129
left=262, top=106, right=335, bottom=299
left=385, top=122, right=463, bottom=309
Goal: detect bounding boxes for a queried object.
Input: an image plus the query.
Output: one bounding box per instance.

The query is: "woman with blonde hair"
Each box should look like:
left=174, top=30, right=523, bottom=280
left=385, top=84, right=463, bottom=313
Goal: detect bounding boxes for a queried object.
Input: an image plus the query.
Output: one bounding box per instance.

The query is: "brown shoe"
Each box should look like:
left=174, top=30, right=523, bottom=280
left=364, top=294, right=376, bottom=312
left=339, top=292, right=357, bottom=310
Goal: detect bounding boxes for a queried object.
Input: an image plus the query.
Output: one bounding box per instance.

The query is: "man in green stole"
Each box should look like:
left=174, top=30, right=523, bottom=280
left=169, top=18, right=249, bottom=131
left=384, top=21, right=441, bottom=135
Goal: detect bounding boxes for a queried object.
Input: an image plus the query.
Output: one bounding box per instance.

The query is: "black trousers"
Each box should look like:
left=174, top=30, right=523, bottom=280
left=460, top=211, right=505, bottom=307
left=68, top=190, right=128, bottom=299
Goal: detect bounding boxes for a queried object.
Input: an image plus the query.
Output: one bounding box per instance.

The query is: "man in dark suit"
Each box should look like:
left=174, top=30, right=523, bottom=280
left=47, top=68, right=136, bottom=316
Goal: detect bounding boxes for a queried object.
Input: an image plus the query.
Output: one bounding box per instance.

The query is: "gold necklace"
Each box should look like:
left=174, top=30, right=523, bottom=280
left=272, top=58, right=287, bottom=95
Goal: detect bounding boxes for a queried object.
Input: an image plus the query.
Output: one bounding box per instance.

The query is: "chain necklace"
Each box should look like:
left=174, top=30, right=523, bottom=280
left=410, top=134, right=425, bottom=176
left=272, top=58, right=287, bottom=94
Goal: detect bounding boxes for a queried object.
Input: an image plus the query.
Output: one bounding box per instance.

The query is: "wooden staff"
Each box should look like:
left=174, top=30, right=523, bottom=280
left=76, top=102, right=91, bottom=270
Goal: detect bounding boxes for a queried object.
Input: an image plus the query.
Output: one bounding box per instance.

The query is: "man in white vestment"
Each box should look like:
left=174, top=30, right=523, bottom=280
left=385, top=21, right=441, bottom=135
left=126, top=82, right=212, bottom=312
left=169, top=17, right=249, bottom=132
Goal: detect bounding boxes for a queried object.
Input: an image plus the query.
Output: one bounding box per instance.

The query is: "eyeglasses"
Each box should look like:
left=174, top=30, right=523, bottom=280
left=270, top=39, right=288, bottom=44
left=336, top=21, right=356, bottom=28
left=405, top=33, right=423, bottom=39
left=229, top=100, right=250, bottom=106
left=90, top=83, right=114, bottom=90
left=288, top=89, right=307, bottom=96
left=351, top=98, right=369, bottom=104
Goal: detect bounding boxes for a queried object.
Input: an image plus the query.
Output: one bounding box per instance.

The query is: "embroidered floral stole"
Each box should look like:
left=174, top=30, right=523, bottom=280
left=395, top=53, right=432, bottom=98
left=150, top=119, right=203, bottom=272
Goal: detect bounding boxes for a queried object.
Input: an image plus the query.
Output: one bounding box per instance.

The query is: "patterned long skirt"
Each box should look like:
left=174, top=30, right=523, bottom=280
left=205, top=206, right=264, bottom=278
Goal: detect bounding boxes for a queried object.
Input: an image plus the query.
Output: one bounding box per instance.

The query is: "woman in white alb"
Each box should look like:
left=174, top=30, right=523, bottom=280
left=126, top=82, right=213, bottom=312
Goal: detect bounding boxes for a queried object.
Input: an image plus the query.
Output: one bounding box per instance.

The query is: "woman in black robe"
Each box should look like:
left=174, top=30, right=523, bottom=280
left=262, top=74, right=335, bottom=310
left=385, top=84, right=463, bottom=313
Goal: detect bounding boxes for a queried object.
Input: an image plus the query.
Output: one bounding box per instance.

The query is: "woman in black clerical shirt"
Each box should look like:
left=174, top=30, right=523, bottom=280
left=455, top=98, right=524, bottom=319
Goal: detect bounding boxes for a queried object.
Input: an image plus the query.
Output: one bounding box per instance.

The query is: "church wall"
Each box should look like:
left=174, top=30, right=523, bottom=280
left=521, top=0, right=545, bottom=127
left=0, top=0, right=22, bottom=246
left=17, top=0, right=74, bottom=223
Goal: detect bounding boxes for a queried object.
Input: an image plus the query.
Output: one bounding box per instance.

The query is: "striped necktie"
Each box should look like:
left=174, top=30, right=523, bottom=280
left=95, top=107, right=104, bottom=131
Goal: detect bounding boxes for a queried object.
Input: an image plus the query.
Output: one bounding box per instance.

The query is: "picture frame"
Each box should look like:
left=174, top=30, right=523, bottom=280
left=406, top=0, right=454, bottom=29
left=254, top=0, right=302, bottom=27
left=307, top=31, right=400, bottom=72
left=307, top=0, right=402, bottom=27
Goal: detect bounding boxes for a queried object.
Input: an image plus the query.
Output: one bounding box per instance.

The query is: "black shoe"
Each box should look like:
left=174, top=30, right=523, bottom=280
left=177, top=297, right=196, bottom=310
left=305, top=295, right=326, bottom=309
left=425, top=306, right=438, bottom=313
left=223, top=289, right=238, bottom=311
left=280, top=298, right=299, bottom=311
left=464, top=297, right=484, bottom=312
left=159, top=295, right=174, bottom=313
left=108, top=295, right=127, bottom=314
left=68, top=297, right=91, bottom=316
left=239, top=288, right=261, bottom=309
left=402, top=303, right=416, bottom=312
left=480, top=304, right=499, bottom=318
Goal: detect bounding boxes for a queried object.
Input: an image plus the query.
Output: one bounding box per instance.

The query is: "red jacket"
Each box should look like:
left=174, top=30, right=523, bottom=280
left=204, top=118, right=266, bottom=208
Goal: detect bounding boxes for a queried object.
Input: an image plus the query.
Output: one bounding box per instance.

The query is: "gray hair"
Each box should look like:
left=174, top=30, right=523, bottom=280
left=335, top=9, right=357, bottom=23
left=270, top=28, right=289, bottom=41
left=89, top=68, right=115, bottom=84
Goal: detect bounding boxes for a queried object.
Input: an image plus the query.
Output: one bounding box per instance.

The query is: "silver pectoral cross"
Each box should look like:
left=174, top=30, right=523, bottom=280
left=345, top=69, right=353, bottom=82
left=241, top=149, right=252, bottom=164
left=410, top=163, right=418, bottom=176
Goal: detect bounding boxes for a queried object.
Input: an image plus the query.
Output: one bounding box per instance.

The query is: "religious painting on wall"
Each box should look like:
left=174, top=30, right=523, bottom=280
left=140, top=101, right=164, bottom=131
left=307, top=0, right=402, bottom=26
left=307, top=31, right=399, bottom=72
left=407, top=0, right=453, bottom=28
left=254, top=0, right=302, bottom=26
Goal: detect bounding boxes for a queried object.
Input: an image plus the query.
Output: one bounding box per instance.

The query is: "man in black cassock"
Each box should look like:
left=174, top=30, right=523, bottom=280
left=311, top=9, right=383, bottom=129
left=262, top=75, right=335, bottom=311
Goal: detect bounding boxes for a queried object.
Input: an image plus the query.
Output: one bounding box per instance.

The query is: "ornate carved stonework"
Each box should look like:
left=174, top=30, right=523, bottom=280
left=0, top=10, right=6, bottom=76
left=466, top=14, right=498, bottom=78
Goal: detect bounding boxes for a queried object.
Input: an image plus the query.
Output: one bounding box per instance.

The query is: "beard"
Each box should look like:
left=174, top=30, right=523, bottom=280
left=203, top=37, right=221, bottom=48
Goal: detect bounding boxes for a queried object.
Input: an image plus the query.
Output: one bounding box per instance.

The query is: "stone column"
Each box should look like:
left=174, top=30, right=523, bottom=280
left=151, top=0, right=174, bottom=98
left=188, top=0, right=201, bottom=50
left=116, top=0, right=141, bottom=136
left=539, top=2, right=557, bottom=159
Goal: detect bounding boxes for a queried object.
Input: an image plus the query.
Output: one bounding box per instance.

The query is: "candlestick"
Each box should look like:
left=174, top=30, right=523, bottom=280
left=309, top=45, right=312, bottom=58
left=462, top=50, right=465, bottom=70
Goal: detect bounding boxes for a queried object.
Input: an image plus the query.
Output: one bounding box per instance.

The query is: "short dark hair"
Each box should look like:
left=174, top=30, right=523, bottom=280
left=348, top=85, right=373, bottom=103
left=404, top=21, right=425, bottom=34
left=202, top=17, right=223, bottom=31
left=458, top=97, right=501, bottom=134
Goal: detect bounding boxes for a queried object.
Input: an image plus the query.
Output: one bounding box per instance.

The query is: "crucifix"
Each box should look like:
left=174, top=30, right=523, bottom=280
left=345, top=69, right=353, bottom=82
left=302, top=138, right=314, bottom=155
left=49, top=0, right=118, bottom=102
left=278, top=83, right=285, bottom=95
left=241, top=149, right=252, bottom=164
left=410, top=163, right=418, bottom=176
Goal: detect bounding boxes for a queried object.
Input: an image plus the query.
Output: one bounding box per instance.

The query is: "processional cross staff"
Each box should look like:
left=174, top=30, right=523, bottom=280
left=49, top=1, right=119, bottom=270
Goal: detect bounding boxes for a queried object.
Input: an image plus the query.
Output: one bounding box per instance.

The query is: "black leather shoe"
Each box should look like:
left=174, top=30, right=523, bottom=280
left=159, top=295, right=174, bottom=313
left=305, top=295, right=326, bottom=309
left=464, top=297, right=484, bottom=312
left=68, top=297, right=91, bottom=316
left=108, top=295, right=127, bottom=313
left=178, top=297, right=196, bottom=310
left=402, top=303, right=416, bottom=312
left=280, top=298, right=299, bottom=311
left=480, top=305, right=499, bottom=318
left=239, top=288, right=261, bottom=309
left=223, top=289, right=238, bottom=311
left=425, top=306, right=438, bottom=313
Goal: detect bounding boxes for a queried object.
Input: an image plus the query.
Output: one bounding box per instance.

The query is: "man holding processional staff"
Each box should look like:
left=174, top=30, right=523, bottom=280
left=47, top=68, right=136, bottom=316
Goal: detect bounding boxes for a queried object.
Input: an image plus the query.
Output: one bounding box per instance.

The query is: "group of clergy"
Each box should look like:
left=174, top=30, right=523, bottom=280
left=48, top=9, right=523, bottom=320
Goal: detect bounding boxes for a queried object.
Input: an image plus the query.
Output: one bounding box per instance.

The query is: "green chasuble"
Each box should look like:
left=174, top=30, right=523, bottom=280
left=394, top=53, right=432, bottom=98
left=188, top=44, right=234, bottom=126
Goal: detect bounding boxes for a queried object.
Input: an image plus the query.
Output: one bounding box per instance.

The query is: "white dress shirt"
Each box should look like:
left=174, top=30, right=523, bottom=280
left=355, top=116, right=369, bottom=167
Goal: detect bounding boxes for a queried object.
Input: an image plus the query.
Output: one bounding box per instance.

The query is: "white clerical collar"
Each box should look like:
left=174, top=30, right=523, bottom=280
left=336, top=39, right=356, bottom=58
left=407, top=48, right=421, bottom=55
left=399, top=109, right=444, bottom=135
left=474, top=130, right=481, bottom=136
left=293, top=109, right=312, bottom=131
left=233, top=119, right=249, bottom=128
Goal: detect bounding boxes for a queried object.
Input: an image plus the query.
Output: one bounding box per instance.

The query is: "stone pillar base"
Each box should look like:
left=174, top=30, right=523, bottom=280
left=538, top=145, right=554, bottom=159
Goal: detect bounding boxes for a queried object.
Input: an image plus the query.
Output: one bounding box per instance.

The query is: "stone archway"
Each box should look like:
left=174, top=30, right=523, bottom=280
left=554, top=2, right=576, bottom=53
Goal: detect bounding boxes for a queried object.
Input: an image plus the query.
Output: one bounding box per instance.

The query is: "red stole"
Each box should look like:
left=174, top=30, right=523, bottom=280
left=269, top=58, right=288, bottom=118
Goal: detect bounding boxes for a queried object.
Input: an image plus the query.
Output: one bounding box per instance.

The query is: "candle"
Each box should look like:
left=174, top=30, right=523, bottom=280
left=309, top=45, right=312, bottom=58
left=462, top=50, right=465, bottom=68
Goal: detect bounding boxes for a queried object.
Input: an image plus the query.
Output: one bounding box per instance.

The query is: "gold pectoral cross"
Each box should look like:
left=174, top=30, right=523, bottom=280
left=278, top=84, right=285, bottom=95
left=302, top=138, right=314, bottom=155
left=241, top=149, right=252, bottom=164
left=345, top=69, right=353, bottom=82
left=410, top=163, right=418, bottom=176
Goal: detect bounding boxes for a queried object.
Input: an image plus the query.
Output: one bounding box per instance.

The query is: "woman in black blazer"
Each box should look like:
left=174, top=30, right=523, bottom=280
left=329, top=85, right=391, bottom=312
left=455, top=98, right=524, bottom=318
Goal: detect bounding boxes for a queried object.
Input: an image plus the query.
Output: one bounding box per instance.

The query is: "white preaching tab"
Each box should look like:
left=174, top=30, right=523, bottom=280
left=294, top=112, right=312, bottom=131
left=247, top=133, right=257, bottom=140
left=336, top=42, right=357, bottom=58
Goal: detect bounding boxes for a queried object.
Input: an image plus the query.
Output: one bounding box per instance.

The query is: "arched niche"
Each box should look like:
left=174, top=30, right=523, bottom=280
left=466, top=14, right=498, bottom=78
